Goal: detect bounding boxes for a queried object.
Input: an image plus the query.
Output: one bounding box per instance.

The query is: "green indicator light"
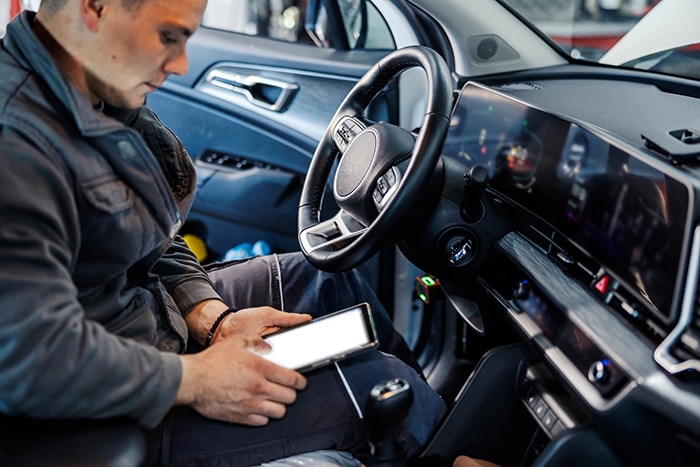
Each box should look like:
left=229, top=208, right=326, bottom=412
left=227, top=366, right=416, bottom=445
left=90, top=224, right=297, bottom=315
left=419, top=293, right=428, bottom=303
left=522, top=120, right=528, bottom=126
left=421, top=276, right=437, bottom=287
left=488, top=106, right=493, bottom=112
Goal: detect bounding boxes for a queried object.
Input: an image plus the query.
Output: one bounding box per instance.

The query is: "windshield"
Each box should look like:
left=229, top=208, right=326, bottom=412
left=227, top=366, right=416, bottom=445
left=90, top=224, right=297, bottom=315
left=501, top=0, right=700, bottom=80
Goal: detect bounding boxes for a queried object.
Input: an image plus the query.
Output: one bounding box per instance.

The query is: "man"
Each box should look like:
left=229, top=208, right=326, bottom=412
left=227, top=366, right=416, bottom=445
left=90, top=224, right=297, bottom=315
left=0, top=0, right=445, bottom=465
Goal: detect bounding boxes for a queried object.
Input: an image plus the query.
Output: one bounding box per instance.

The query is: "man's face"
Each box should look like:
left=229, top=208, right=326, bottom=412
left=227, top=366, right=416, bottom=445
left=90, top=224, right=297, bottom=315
left=85, top=0, right=207, bottom=108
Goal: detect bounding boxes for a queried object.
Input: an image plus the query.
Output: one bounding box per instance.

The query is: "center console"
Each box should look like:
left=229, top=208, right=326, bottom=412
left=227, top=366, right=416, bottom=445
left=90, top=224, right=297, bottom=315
left=426, top=81, right=700, bottom=466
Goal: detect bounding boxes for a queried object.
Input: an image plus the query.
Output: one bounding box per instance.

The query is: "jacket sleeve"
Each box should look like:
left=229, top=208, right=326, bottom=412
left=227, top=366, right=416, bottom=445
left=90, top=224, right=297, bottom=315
left=108, top=104, right=224, bottom=316
left=0, top=135, right=182, bottom=428
left=154, top=234, right=223, bottom=316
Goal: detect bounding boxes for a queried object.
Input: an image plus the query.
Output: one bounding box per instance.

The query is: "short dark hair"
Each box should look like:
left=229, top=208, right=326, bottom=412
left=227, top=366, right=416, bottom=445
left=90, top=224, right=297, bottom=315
left=38, top=0, right=68, bottom=16
left=40, top=0, right=147, bottom=16
left=120, top=0, right=147, bottom=12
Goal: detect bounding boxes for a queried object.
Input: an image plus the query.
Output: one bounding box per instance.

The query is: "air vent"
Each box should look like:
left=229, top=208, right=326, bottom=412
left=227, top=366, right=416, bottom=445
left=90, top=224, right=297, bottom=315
left=497, top=82, right=543, bottom=91
left=199, top=150, right=282, bottom=172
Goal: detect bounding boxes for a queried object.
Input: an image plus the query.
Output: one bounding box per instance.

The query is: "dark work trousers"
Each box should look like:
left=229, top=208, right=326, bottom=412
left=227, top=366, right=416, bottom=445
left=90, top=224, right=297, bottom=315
left=143, top=252, right=446, bottom=466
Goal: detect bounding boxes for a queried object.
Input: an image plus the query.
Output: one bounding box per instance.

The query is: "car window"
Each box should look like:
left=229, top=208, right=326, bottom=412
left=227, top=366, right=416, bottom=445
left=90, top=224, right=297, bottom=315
left=201, top=0, right=395, bottom=50
left=501, top=0, right=700, bottom=80
left=501, top=0, right=657, bottom=61
left=202, top=0, right=308, bottom=43
left=1, top=0, right=41, bottom=37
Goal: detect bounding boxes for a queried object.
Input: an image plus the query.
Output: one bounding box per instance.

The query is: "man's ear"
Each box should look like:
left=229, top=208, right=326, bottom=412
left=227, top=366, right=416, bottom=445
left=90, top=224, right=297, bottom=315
left=81, top=0, right=107, bottom=32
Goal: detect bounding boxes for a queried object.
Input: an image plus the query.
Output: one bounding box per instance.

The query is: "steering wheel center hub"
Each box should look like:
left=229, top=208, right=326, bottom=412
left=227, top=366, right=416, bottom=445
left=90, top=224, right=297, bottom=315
left=334, top=130, right=378, bottom=199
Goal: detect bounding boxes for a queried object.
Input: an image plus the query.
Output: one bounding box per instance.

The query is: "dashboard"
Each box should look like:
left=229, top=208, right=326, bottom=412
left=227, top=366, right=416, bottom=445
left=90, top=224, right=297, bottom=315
left=424, top=78, right=700, bottom=465
left=444, top=82, right=690, bottom=329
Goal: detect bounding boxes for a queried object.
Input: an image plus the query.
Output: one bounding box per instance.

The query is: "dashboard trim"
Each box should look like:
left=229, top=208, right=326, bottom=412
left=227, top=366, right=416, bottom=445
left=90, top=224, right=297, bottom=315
left=482, top=231, right=661, bottom=411
left=480, top=277, right=636, bottom=413
left=655, top=224, right=700, bottom=374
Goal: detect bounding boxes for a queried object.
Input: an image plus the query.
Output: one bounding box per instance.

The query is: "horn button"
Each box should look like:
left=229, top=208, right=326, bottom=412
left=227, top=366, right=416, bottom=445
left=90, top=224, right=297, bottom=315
left=333, top=125, right=415, bottom=225
left=335, top=130, right=378, bottom=198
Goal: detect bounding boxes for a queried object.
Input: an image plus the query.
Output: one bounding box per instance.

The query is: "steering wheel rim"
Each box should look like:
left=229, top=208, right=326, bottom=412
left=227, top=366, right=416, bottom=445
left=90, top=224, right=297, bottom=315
left=298, top=46, right=453, bottom=272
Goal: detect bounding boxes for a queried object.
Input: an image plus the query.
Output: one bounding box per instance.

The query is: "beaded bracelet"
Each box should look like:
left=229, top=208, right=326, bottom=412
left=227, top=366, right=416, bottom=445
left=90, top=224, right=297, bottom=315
left=204, top=307, right=236, bottom=347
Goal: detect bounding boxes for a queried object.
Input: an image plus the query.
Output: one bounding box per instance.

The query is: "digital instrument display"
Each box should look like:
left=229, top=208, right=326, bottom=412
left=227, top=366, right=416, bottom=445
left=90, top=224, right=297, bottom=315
left=443, top=83, right=689, bottom=323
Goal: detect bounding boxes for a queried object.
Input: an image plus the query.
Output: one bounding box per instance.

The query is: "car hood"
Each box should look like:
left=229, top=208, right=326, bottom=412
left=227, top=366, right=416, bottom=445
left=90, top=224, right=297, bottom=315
left=600, top=0, right=700, bottom=66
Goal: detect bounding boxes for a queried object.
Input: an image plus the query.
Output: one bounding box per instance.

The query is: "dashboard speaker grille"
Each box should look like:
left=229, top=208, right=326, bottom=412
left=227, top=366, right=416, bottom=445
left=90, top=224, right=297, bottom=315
left=467, top=34, right=520, bottom=64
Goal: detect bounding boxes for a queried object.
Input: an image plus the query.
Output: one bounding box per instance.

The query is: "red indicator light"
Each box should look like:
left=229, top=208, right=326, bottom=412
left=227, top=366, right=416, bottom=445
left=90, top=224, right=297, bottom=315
left=594, top=276, right=609, bottom=294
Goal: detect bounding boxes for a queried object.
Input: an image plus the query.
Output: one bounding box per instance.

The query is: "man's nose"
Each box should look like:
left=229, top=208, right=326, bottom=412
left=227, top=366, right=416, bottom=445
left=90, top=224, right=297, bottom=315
left=164, top=47, right=189, bottom=76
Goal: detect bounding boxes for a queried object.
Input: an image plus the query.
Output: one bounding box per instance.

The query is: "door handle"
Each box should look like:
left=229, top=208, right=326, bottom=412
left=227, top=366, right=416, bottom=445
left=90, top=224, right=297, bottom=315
left=204, top=69, right=299, bottom=112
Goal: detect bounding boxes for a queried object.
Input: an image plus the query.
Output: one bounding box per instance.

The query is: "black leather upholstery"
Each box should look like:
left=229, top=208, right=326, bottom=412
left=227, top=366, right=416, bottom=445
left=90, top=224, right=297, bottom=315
left=0, top=416, right=146, bottom=466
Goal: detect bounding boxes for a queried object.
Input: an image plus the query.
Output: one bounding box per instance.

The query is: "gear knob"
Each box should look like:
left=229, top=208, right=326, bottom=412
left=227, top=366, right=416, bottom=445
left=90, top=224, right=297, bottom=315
left=365, top=378, right=414, bottom=466
left=460, top=165, right=488, bottom=223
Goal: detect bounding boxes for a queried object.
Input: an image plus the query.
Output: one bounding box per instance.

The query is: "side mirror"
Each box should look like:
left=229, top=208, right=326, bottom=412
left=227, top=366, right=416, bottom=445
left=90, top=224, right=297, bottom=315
left=305, top=0, right=368, bottom=49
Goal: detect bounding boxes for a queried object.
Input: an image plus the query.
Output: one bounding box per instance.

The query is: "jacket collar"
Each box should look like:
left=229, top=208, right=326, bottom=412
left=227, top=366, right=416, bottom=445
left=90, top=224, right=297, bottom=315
left=3, top=11, right=182, bottom=239
left=3, top=11, right=124, bottom=137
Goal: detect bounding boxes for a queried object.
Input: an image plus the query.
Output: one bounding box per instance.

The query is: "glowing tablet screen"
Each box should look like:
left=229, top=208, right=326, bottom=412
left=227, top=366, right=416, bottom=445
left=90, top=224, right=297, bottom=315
left=257, top=303, right=377, bottom=372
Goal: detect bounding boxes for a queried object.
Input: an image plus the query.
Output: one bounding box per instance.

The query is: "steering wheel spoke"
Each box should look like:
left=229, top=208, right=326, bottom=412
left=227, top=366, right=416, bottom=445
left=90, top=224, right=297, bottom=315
left=299, top=210, right=367, bottom=254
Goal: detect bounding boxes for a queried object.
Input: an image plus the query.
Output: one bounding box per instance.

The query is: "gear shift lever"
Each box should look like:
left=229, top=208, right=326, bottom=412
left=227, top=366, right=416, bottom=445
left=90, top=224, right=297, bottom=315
left=460, top=165, right=489, bottom=223
left=365, top=378, right=414, bottom=467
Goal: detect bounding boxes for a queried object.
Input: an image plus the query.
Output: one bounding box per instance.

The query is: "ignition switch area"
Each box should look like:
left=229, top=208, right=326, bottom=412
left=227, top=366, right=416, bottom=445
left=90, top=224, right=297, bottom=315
left=439, top=228, right=478, bottom=266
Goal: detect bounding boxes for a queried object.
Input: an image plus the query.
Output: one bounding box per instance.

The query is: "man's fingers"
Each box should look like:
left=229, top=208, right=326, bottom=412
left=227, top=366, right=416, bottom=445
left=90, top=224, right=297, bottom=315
left=221, top=334, right=271, bottom=353
left=227, top=398, right=290, bottom=426
left=201, top=379, right=297, bottom=426
left=264, top=363, right=308, bottom=391
left=263, top=380, right=301, bottom=405
left=266, top=311, right=312, bottom=330
left=190, top=343, right=306, bottom=426
left=241, top=414, right=269, bottom=426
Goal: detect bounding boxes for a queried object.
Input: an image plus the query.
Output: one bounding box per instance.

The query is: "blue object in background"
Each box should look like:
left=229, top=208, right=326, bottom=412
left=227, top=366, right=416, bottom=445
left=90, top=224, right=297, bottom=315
left=223, top=240, right=272, bottom=261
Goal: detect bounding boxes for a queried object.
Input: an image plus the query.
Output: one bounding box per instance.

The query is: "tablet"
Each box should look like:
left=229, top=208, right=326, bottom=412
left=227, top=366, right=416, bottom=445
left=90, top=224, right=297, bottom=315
left=255, top=303, right=378, bottom=372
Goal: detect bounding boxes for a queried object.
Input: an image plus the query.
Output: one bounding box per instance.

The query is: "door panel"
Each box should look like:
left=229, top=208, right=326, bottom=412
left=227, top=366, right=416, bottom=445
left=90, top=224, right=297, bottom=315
left=148, top=27, right=394, bottom=261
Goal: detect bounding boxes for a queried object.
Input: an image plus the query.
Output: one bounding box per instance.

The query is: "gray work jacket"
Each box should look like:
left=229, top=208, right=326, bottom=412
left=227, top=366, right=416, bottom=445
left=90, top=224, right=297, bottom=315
left=0, top=12, right=221, bottom=427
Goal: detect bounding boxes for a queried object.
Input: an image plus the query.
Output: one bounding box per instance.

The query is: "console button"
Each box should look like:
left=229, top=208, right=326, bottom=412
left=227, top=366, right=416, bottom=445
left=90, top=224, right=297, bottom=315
left=448, top=238, right=473, bottom=265
left=512, top=280, right=530, bottom=300
left=533, top=399, right=548, bottom=419
left=542, top=410, right=558, bottom=430
left=334, top=131, right=348, bottom=151
left=385, top=168, right=397, bottom=185
left=588, top=360, right=611, bottom=385
left=376, top=177, right=388, bottom=195
left=526, top=392, right=540, bottom=408
left=594, top=275, right=609, bottom=294
left=372, top=190, right=383, bottom=206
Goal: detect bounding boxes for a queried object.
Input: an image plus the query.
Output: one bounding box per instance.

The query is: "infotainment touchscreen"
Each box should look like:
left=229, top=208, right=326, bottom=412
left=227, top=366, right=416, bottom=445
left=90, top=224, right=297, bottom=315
left=443, top=82, right=690, bottom=324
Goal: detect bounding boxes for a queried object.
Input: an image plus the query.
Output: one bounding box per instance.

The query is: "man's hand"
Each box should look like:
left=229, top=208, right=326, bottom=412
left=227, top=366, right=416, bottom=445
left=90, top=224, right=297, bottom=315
left=216, top=307, right=312, bottom=342
left=185, top=300, right=311, bottom=346
left=177, top=334, right=308, bottom=426
left=452, top=456, right=500, bottom=467
left=179, top=303, right=311, bottom=425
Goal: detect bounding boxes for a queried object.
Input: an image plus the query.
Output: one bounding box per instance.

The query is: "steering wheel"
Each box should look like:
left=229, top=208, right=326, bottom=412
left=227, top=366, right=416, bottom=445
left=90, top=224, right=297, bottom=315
left=298, top=46, right=453, bottom=272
